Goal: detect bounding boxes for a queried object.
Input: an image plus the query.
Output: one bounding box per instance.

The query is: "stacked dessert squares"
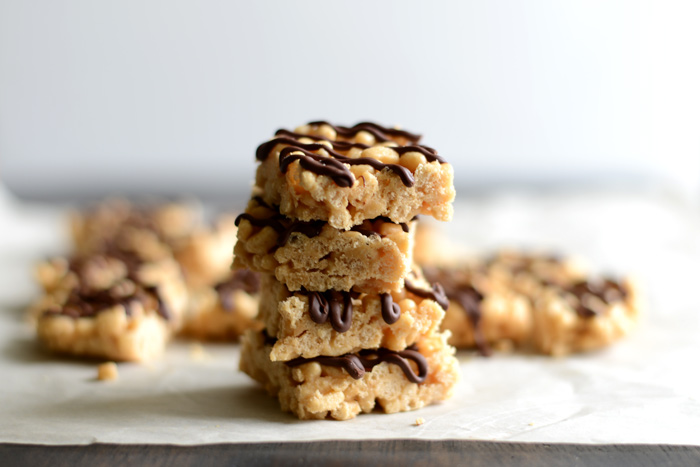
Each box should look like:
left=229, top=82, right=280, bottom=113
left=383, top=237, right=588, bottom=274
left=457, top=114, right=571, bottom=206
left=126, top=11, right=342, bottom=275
left=236, top=121, right=460, bottom=420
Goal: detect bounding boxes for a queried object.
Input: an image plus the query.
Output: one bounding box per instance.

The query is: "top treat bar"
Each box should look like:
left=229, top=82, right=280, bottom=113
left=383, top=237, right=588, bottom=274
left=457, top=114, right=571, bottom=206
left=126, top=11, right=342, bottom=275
left=254, top=121, right=455, bottom=230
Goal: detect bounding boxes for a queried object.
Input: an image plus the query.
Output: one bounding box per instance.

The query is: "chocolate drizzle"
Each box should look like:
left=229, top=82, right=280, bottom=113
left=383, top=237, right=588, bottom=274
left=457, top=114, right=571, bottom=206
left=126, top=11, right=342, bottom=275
left=256, top=136, right=369, bottom=162
left=234, top=212, right=325, bottom=248
left=307, top=290, right=357, bottom=333
left=45, top=282, right=170, bottom=321
left=566, top=279, right=627, bottom=318
left=236, top=204, right=412, bottom=249
left=376, top=216, right=411, bottom=233
left=380, top=293, right=401, bottom=324
left=450, top=285, right=490, bottom=357
left=255, top=121, right=447, bottom=188
left=286, top=344, right=428, bottom=384
left=404, top=278, right=450, bottom=311
left=307, top=121, right=422, bottom=143
left=234, top=212, right=285, bottom=233
left=214, top=269, right=261, bottom=311
left=304, top=289, right=407, bottom=331
left=422, top=267, right=491, bottom=356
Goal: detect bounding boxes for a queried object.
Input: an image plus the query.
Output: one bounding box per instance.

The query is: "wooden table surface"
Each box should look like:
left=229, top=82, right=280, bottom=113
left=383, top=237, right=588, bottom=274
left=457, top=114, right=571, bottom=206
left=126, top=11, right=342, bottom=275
left=2, top=441, right=699, bottom=466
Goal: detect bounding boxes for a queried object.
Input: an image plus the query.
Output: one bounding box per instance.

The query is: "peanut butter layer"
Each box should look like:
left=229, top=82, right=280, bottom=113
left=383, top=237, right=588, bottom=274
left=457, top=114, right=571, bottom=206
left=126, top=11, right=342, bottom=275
left=233, top=196, right=415, bottom=293
left=254, top=122, right=455, bottom=230
left=181, top=269, right=262, bottom=341
left=257, top=271, right=447, bottom=362
left=240, top=329, right=459, bottom=420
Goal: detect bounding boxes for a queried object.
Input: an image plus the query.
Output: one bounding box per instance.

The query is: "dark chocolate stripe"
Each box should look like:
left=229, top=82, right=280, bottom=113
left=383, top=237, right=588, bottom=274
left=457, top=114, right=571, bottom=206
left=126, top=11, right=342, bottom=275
left=404, top=279, right=449, bottom=310
left=391, top=145, right=446, bottom=163
left=307, top=121, right=422, bottom=143
left=62, top=254, right=173, bottom=321
left=305, top=289, right=405, bottom=330
left=237, top=203, right=410, bottom=252
left=257, top=136, right=369, bottom=161
left=334, top=154, right=415, bottom=187
left=567, top=279, right=627, bottom=318
left=286, top=345, right=428, bottom=384
left=350, top=225, right=380, bottom=237
left=278, top=146, right=355, bottom=188
left=380, top=293, right=401, bottom=324
left=255, top=122, right=447, bottom=188
left=234, top=213, right=286, bottom=232
left=45, top=284, right=171, bottom=321
left=278, top=145, right=416, bottom=188
left=307, top=290, right=355, bottom=333
left=376, top=216, right=410, bottom=233
left=235, top=211, right=325, bottom=249
left=451, top=286, right=490, bottom=357
left=277, top=220, right=326, bottom=246
left=421, top=266, right=491, bottom=357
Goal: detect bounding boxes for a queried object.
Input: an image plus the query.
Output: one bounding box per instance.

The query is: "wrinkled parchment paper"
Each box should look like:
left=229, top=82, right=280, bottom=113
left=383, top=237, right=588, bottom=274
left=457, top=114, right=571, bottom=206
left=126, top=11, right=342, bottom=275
left=1, top=190, right=699, bottom=445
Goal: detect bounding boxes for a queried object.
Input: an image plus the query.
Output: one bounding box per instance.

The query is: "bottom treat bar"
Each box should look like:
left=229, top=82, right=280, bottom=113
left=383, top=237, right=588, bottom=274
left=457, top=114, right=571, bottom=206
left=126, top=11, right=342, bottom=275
left=240, top=330, right=459, bottom=420
left=181, top=269, right=262, bottom=341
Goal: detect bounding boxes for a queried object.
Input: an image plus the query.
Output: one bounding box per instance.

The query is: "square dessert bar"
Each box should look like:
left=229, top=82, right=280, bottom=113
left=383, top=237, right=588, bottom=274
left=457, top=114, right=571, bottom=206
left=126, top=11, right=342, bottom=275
left=181, top=269, right=262, bottom=341
left=34, top=254, right=188, bottom=361
left=240, top=330, right=459, bottom=420
left=254, top=122, right=455, bottom=230
left=422, top=252, right=639, bottom=356
left=233, top=195, right=416, bottom=293
left=257, top=270, right=448, bottom=361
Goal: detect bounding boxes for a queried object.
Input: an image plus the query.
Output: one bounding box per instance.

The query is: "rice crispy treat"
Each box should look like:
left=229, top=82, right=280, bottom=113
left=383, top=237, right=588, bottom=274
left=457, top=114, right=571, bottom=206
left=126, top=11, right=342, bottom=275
left=181, top=269, right=262, bottom=341
left=36, top=254, right=188, bottom=361
left=479, top=252, right=640, bottom=355
left=257, top=271, right=448, bottom=361
left=532, top=278, right=640, bottom=356
left=240, top=329, right=459, bottom=420
left=233, top=195, right=416, bottom=293
left=423, top=252, right=639, bottom=356
left=254, top=121, right=455, bottom=230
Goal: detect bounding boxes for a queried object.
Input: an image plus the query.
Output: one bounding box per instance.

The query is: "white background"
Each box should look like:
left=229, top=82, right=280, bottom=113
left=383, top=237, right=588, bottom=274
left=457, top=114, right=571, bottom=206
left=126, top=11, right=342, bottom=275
left=1, top=1, right=699, bottom=199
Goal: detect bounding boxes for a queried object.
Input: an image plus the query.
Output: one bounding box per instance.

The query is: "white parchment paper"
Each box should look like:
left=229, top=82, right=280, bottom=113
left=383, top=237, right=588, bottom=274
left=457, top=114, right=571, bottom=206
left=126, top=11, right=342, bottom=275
left=1, top=190, right=699, bottom=445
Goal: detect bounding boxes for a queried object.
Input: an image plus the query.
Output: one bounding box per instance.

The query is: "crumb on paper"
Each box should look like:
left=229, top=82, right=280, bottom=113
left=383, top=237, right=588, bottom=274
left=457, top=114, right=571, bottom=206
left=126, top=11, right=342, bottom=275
left=414, top=417, right=425, bottom=426
left=189, top=343, right=211, bottom=361
left=528, top=422, right=534, bottom=426
left=97, top=362, right=118, bottom=381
